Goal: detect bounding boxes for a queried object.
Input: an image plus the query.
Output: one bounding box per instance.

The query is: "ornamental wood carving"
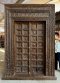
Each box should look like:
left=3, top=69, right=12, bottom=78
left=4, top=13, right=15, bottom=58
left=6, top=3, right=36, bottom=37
left=2, top=4, right=56, bottom=80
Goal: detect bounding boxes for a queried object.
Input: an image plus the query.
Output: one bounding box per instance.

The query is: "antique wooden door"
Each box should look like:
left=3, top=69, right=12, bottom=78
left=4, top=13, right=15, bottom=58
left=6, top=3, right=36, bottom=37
left=3, top=4, right=55, bottom=80
left=14, top=21, right=45, bottom=75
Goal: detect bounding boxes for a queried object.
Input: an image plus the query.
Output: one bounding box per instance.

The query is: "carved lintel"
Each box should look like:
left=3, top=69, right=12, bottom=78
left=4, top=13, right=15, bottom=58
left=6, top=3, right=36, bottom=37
left=11, top=13, right=49, bottom=18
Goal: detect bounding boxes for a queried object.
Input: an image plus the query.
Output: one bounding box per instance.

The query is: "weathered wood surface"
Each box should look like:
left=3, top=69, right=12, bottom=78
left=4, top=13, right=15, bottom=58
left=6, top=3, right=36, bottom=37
left=2, top=4, right=56, bottom=80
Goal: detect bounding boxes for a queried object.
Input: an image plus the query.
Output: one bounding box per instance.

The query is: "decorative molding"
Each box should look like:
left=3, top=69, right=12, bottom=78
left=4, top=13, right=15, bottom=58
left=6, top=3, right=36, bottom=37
left=12, top=13, right=49, bottom=18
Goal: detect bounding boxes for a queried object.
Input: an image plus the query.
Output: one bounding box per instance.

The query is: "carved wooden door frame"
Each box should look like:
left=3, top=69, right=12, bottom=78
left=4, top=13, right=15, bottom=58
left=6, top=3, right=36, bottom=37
left=3, top=4, right=56, bottom=80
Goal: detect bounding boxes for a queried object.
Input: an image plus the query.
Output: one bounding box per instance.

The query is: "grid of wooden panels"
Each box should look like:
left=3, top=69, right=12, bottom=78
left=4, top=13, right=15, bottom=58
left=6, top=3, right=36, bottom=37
left=15, top=22, right=29, bottom=74
left=14, top=21, right=45, bottom=75
left=30, top=22, right=45, bottom=75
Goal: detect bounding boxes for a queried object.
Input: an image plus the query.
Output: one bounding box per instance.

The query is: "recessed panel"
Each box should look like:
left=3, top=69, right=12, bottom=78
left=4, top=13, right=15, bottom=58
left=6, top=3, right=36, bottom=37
left=30, top=22, right=45, bottom=75
left=15, top=22, right=29, bottom=74
left=14, top=21, right=45, bottom=75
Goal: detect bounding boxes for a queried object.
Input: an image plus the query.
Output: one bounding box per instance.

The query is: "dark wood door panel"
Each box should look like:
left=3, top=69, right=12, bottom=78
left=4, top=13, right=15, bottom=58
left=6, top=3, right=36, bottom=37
left=14, top=22, right=29, bottom=75
left=30, top=22, right=45, bottom=75
left=14, top=21, right=46, bottom=75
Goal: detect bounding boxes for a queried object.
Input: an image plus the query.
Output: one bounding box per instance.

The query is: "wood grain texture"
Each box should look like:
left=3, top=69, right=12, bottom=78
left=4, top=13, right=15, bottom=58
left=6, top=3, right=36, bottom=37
left=2, top=4, right=56, bottom=80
